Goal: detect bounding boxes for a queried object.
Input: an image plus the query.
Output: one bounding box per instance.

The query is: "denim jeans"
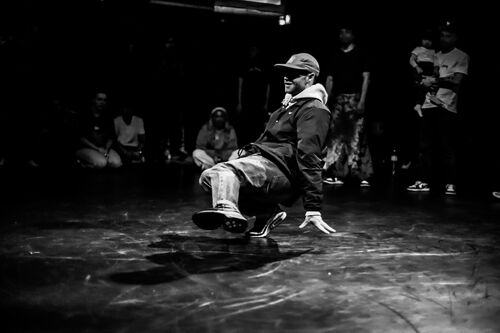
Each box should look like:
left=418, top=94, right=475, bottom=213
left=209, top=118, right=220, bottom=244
left=199, top=154, right=295, bottom=218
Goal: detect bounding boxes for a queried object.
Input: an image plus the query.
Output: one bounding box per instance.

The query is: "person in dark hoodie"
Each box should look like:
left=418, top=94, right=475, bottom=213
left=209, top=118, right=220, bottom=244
left=192, top=53, right=336, bottom=238
left=192, top=106, right=239, bottom=170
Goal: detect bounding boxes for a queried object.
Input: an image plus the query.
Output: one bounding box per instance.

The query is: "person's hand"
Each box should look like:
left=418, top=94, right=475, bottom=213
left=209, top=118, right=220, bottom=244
left=415, top=66, right=423, bottom=75
left=420, top=76, right=436, bottom=88
left=299, top=215, right=336, bottom=234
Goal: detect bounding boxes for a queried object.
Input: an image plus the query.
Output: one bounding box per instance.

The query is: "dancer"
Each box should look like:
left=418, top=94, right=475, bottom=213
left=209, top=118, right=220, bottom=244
left=192, top=53, right=336, bottom=238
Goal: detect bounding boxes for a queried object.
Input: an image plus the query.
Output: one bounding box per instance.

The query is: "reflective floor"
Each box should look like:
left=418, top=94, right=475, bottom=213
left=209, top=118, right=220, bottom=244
left=1, top=166, right=499, bottom=332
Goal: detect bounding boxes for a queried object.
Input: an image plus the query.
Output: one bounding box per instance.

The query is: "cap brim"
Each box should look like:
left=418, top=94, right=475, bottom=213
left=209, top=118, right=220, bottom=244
left=274, top=64, right=310, bottom=72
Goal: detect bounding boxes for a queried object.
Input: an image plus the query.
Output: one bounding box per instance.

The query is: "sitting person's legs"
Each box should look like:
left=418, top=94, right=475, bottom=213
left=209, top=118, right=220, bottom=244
left=75, top=148, right=107, bottom=169
left=192, top=149, right=216, bottom=170
left=195, top=154, right=294, bottom=233
left=106, top=149, right=123, bottom=168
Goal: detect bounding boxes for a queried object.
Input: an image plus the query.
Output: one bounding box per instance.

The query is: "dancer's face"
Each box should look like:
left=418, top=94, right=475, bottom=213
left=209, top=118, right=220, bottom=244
left=283, top=70, right=312, bottom=96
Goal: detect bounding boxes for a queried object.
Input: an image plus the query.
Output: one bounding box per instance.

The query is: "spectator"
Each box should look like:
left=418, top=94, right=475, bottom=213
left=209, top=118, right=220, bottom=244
left=407, top=21, right=469, bottom=195
left=113, top=103, right=146, bottom=164
left=75, top=92, right=122, bottom=169
left=323, top=24, right=373, bottom=187
left=192, top=107, right=239, bottom=170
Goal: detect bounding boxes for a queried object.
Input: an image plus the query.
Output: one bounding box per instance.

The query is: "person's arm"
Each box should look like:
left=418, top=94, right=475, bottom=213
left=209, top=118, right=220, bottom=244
left=104, top=139, right=113, bottom=154
left=196, top=125, right=216, bottom=157
left=137, top=117, right=146, bottom=150
left=409, top=54, right=423, bottom=74
left=295, top=106, right=336, bottom=234
left=437, top=73, right=466, bottom=91
left=357, top=72, right=370, bottom=111
left=138, top=134, right=145, bottom=150
left=296, top=107, right=330, bottom=211
left=80, top=136, right=101, bottom=151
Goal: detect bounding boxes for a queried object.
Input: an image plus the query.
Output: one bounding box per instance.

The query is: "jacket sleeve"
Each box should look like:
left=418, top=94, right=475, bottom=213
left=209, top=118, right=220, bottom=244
left=295, top=106, right=331, bottom=211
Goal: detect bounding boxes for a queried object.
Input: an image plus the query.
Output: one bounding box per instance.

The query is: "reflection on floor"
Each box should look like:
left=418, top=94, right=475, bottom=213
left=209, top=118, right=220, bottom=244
left=1, top=166, right=499, bottom=332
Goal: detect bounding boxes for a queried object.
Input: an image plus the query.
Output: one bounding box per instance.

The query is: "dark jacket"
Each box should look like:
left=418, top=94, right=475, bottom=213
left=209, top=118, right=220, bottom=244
left=249, top=84, right=331, bottom=211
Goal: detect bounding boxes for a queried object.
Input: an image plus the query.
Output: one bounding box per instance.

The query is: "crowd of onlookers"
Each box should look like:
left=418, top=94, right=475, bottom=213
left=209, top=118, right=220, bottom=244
left=0, top=8, right=498, bottom=200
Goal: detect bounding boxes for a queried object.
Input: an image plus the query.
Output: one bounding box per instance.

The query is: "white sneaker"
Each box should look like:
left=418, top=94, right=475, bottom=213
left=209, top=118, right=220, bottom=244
left=360, top=180, right=370, bottom=187
left=445, top=184, right=456, bottom=195
left=407, top=181, right=430, bottom=192
left=323, top=177, right=344, bottom=185
left=493, top=192, right=500, bottom=199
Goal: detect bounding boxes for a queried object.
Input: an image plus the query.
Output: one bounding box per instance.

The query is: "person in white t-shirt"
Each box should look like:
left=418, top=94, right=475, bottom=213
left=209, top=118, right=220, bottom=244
left=407, top=21, right=469, bottom=195
left=409, top=29, right=439, bottom=116
left=113, top=105, right=146, bottom=164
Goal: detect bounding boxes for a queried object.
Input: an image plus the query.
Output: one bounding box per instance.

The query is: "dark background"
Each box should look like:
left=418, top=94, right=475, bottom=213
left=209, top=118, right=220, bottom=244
left=0, top=0, right=498, bottom=190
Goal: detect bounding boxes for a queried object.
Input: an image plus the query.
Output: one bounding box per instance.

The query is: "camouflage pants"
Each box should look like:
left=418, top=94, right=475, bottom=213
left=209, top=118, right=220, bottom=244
left=324, top=93, right=373, bottom=180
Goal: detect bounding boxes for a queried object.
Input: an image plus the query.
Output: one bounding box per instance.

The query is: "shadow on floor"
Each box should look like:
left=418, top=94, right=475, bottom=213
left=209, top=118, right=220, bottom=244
left=109, top=234, right=312, bottom=285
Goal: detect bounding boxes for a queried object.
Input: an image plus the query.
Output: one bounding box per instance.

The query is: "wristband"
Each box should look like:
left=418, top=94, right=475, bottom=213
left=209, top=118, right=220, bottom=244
left=305, top=211, right=321, bottom=217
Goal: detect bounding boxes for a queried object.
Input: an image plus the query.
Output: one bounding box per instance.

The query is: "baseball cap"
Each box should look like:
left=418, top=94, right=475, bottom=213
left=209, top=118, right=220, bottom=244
left=439, top=20, right=459, bottom=34
left=211, top=106, right=227, bottom=116
left=274, top=53, right=320, bottom=76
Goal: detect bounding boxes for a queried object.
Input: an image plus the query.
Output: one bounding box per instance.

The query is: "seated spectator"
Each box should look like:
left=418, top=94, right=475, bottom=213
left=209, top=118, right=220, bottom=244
left=113, top=104, right=145, bottom=164
left=192, top=107, right=239, bottom=170
left=75, top=92, right=122, bottom=169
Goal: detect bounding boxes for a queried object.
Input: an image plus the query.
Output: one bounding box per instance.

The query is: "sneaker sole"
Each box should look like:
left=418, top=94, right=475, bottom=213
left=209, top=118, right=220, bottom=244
left=445, top=191, right=456, bottom=195
left=192, top=211, right=226, bottom=230
left=323, top=180, right=343, bottom=185
left=248, top=212, right=287, bottom=238
left=222, top=217, right=248, bottom=233
left=407, top=188, right=430, bottom=192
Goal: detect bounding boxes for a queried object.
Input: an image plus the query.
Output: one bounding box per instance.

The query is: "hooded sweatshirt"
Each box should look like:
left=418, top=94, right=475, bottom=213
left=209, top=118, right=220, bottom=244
left=250, top=83, right=331, bottom=211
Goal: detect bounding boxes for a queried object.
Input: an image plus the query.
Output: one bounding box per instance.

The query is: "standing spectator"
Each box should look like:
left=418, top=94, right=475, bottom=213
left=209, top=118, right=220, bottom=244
left=407, top=21, right=469, bottom=195
left=192, top=107, right=239, bottom=170
left=113, top=103, right=146, bottom=164
left=236, top=44, right=271, bottom=146
left=75, top=92, right=122, bottom=169
left=323, top=24, right=373, bottom=187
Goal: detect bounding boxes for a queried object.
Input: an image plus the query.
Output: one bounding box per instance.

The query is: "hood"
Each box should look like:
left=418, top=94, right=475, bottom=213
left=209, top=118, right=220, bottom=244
left=282, top=83, right=328, bottom=108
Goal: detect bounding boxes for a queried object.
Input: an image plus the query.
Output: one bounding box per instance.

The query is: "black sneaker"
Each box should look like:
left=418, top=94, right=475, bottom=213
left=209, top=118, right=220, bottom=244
left=246, top=209, right=287, bottom=238
left=192, top=202, right=248, bottom=233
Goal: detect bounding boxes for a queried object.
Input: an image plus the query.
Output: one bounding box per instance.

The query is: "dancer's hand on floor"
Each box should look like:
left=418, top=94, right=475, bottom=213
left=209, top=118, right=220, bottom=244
left=299, top=215, right=336, bottom=234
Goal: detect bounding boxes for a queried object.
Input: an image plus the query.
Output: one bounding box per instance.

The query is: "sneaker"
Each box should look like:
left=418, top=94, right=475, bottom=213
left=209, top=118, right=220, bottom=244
left=493, top=192, right=500, bottom=199
left=407, top=181, right=430, bottom=192
left=445, top=184, right=456, bottom=195
left=192, top=202, right=248, bottom=233
left=246, top=209, right=287, bottom=238
left=401, top=161, right=411, bottom=170
left=323, top=177, right=344, bottom=185
left=360, top=180, right=370, bottom=187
